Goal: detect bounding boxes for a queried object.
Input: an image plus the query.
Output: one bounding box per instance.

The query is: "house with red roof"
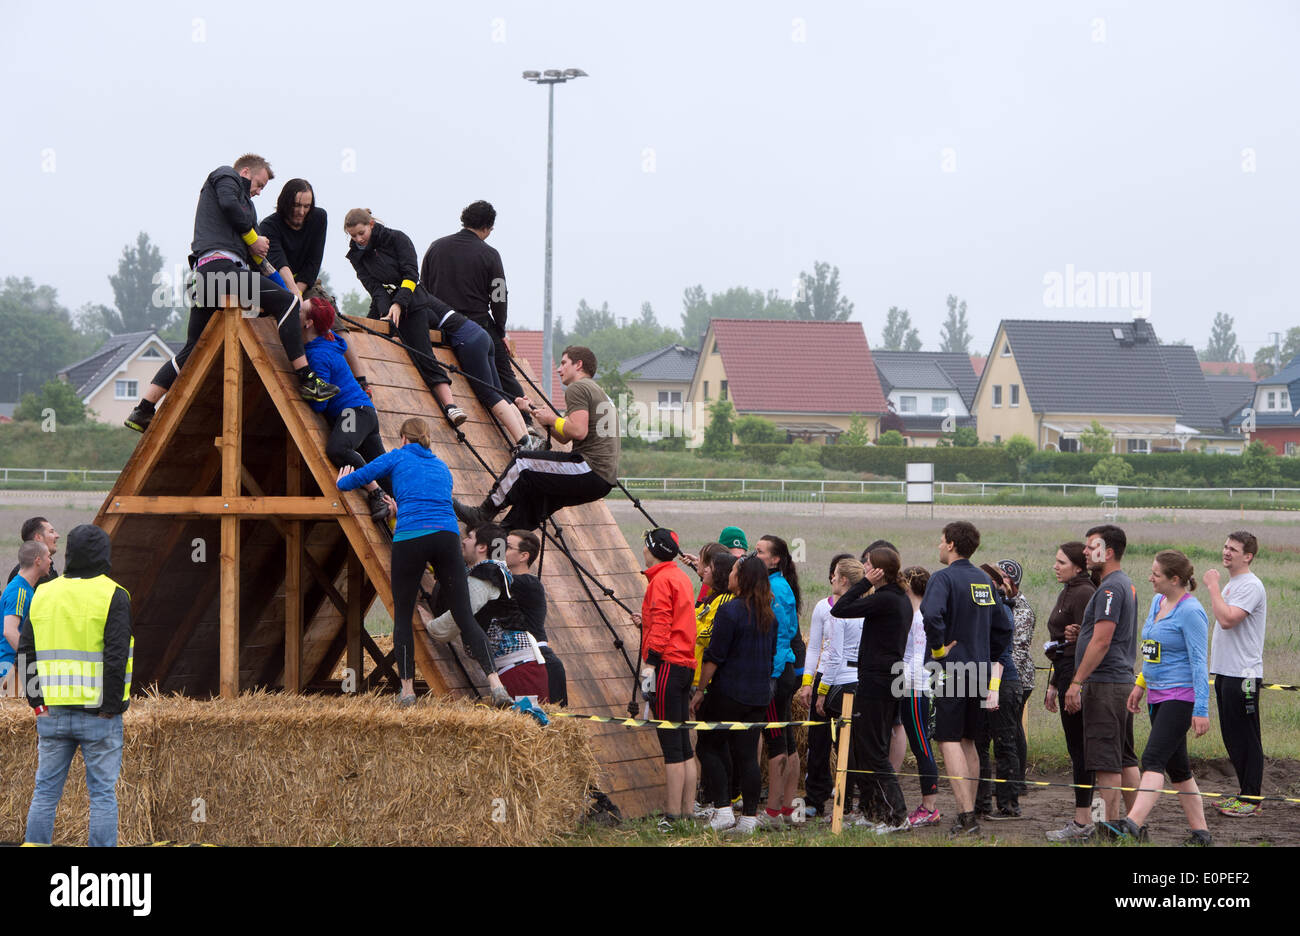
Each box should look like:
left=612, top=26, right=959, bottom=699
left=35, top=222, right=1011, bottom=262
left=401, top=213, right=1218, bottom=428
left=685, top=319, right=888, bottom=443
left=504, top=329, right=566, bottom=410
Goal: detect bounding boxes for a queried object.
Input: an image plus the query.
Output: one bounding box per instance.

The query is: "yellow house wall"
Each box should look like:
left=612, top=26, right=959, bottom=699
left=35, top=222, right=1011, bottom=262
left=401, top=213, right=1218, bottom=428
left=974, top=334, right=1036, bottom=442
left=626, top=377, right=692, bottom=438
left=82, top=350, right=170, bottom=424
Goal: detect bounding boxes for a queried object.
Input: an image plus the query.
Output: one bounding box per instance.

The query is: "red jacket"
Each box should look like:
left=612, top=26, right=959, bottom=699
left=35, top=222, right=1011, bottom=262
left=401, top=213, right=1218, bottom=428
left=641, top=561, right=697, bottom=668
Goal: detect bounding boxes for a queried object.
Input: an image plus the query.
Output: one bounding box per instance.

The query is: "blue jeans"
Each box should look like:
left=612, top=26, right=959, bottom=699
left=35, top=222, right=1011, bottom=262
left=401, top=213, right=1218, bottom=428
left=26, top=707, right=124, bottom=847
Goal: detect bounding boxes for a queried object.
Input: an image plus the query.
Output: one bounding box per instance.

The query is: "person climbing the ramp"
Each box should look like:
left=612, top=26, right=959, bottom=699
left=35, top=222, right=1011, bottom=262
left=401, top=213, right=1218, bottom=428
left=126, top=154, right=338, bottom=432
left=336, top=417, right=510, bottom=708
left=454, top=346, right=620, bottom=532
left=301, top=291, right=391, bottom=521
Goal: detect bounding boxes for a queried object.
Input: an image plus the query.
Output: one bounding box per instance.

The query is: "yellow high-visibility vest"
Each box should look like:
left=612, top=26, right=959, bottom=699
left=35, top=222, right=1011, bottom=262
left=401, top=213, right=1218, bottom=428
left=29, top=575, right=133, bottom=707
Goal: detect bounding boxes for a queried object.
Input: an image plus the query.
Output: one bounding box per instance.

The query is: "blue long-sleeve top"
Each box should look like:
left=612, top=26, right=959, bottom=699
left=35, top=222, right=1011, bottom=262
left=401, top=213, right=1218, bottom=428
left=769, top=571, right=798, bottom=678
left=995, top=599, right=1021, bottom=683
left=1139, top=593, right=1210, bottom=717
left=304, top=331, right=372, bottom=424
left=336, top=443, right=457, bottom=538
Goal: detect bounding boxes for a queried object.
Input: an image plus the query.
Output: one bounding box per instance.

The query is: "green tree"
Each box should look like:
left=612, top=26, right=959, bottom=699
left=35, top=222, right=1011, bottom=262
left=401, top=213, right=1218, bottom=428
left=1201, top=312, right=1241, bottom=362
left=573, top=299, right=615, bottom=335
left=939, top=294, right=972, bottom=354
left=107, top=231, right=174, bottom=333
left=1005, top=433, right=1036, bottom=464
left=1235, top=441, right=1280, bottom=487
left=1251, top=327, right=1300, bottom=379
left=638, top=301, right=657, bottom=328
left=14, top=378, right=88, bottom=424
left=881, top=306, right=921, bottom=351
left=1090, top=456, right=1134, bottom=485
left=680, top=285, right=794, bottom=345
left=339, top=290, right=371, bottom=320
left=876, top=429, right=906, bottom=447
left=840, top=412, right=872, bottom=446
left=793, top=261, right=854, bottom=321
left=950, top=425, right=979, bottom=447
left=1080, top=419, right=1114, bottom=454
left=735, top=414, right=784, bottom=444
left=700, top=397, right=736, bottom=457
left=0, top=278, right=89, bottom=401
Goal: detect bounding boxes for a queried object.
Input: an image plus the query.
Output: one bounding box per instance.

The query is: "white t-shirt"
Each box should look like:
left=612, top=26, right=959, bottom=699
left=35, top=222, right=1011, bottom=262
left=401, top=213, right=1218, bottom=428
left=804, top=597, right=834, bottom=679
left=1209, top=571, right=1267, bottom=678
left=900, top=608, right=932, bottom=693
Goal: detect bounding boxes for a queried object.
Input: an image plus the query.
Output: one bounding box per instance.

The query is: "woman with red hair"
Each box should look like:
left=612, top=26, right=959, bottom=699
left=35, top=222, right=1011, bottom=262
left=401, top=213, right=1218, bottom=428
left=301, top=291, right=391, bottom=520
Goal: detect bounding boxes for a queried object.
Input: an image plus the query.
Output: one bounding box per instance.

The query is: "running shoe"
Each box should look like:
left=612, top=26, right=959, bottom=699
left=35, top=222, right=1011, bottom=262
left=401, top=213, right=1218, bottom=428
left=947, top=811, right=981, bottom=839
left=986, top=804, right=1023, bottom=820
left=124, top=403, right=154, bottom=433
left=656, top=816, right=676, bottom=834
left=1182, top=829, right=1214, bottom=847
left=444, top=404, right=468, bottom=427
left=756, top=811, right=786, bottom=830
left=693, top=802, right=716, bottom=822
left=725, top=815, right=759, bottom=835
left=397, top=693, right=417, bottom=708
left=366, top=488, right=390, bottom=521
left=1045, top=819, right=1095, bottom=843
left=709, top=806, right=736, bottom=832
left=907, top=805, right=941, bottom=828
left=299, top=372, right=340, bottom=402
left=1215, top=796, right=1261, bottom=817
left=874, top=819, right=911, bottom=836
left=1112, top=817, right=1149, bottom=843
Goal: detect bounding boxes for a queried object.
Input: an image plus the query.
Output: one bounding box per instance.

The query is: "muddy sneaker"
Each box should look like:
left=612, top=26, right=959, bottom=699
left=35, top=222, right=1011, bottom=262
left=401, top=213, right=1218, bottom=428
left=1215, top=796, right=1261, bottom=817
left=453, top=499, right=489, bottom=527
left=948, top=811, right=981, bottom=839
left=907, top=806, right=941, bottom=828
left=1046, top=820, right=1095, bottom=843
left=709, top=806, right=736, bottom=832
left=397, top=693, right=417, bottom=708
left=987, top=804, right=1023, bottom=820
left=1113, top=817, right=1148, bottom=843
left=124, top=403, right=154, bottom=433
left=367, top=488, right=390, bottom=521
left=299, top=372, right=340, bottom=402
left=757, top=811, right=786, bottom=830
left=874, top=819, right=911, bottom=835
left=444, top=404, right=468, bottom=427
left=1182, top=829, right=1214, bottom=847
left=725, top=815, right=759, bottom=836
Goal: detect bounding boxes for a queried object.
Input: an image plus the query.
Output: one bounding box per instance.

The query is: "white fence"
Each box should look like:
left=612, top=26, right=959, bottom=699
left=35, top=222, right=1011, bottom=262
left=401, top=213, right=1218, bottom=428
left=0, top=468, right=122, bottom=485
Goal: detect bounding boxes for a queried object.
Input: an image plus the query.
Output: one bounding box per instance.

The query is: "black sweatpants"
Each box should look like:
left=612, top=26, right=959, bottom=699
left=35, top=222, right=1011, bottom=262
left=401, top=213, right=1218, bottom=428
left=697, top=691, right=764, bottom=815
left=488, top=450, right=614, bottom=531
left=803, top=674, right=834, bottom=811
left=154, top=259, right=303, bottom=390
left=390, top=531, right=494, bottom=681
left=1053, top=661, right=1094, bottom=808
left=975, top=678, right=1023, bottom=812
left=853, top=694, right=907, bottom=825
left=377, top=307, right=451, bottom=393
left=1214, top=674, right=1264, bottom=797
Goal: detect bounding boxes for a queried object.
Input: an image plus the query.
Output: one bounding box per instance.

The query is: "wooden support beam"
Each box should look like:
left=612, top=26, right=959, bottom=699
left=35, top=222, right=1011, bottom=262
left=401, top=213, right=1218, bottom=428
left=360, top=632, right=399, bottom=691
left=346, top=551, right=363, bottom=691
left=105, top=495, right=346, bottom=517
left=220, top=307, right=243, bottom=699
left=285, top=443, right=302, bottom=693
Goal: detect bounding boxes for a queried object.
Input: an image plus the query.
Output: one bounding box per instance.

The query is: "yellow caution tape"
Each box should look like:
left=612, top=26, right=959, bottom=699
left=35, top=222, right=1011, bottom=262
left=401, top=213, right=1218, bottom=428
left=548, top=712, right=846, bottom=731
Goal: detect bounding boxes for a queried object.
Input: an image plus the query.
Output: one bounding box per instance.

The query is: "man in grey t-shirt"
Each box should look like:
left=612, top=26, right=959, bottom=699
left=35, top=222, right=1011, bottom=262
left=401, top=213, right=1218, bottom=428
left=1203, top=530, right=1268, bottom=816
left=1066, top=524, right=1140, bottom=825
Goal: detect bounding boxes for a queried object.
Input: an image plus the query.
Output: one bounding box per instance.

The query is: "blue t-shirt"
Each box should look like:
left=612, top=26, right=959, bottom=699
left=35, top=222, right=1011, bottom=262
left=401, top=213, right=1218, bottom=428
left=769, top=571, right=798, bottom=678
left=0, top=574, right=35, bottom=672
left=304, top=331, right=373, bottom=424
left=337, top=443, right=458, bottom=537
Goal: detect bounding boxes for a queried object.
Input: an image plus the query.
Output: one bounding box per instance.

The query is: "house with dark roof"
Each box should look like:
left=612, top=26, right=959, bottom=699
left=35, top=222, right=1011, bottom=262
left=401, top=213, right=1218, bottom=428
left=618, top=344, right=699, bottom=441
left=1205, top=376, right=1255, bottom=454
left=57, top=331, right=181, bottom=425
left=1241, top=357, right=1300, bottom=456
left=872, top=351, right=979, bottom=446
left=973, top=318, right=1242, bottom=452
left=685, top=319, right=888, bottom=443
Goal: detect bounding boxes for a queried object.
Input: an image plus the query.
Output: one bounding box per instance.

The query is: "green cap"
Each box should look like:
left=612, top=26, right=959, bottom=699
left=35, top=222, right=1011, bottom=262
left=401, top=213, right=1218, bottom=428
left=718, top=526, right=748, bottom=551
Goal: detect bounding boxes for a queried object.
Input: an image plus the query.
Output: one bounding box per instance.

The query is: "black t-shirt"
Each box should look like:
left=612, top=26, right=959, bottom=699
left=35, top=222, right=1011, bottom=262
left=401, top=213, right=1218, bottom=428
left=512, top=573, right=548, bottom=643
left=832, top=581, right=913, bottom=698
left=420, top=229, right=508, bottom=332
left=261, top=208, right=328, bottom=288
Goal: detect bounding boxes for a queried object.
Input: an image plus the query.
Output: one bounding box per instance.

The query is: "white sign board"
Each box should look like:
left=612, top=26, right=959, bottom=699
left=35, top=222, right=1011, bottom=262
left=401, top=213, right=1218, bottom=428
left=907, top=483, right=934, bottom=504
left=906, top=462, right=934, bottom=483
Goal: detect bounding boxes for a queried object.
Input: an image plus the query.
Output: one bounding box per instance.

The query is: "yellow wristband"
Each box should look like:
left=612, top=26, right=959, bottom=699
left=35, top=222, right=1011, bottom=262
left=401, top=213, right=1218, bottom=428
left=930, top=645, right=948, bottom=660
left=801, top=674, right=813, bottom=687
left=1135, top=672, right=1147, bottom=688
left=554, top=416, right=566, bottom=436
left=989, top=676, right=1002, bottom=692
left=241, top=228, right=259, bottom=246
left=399, top=279, right=416, bottom=293
left=817, top=682, right=830, bottom=696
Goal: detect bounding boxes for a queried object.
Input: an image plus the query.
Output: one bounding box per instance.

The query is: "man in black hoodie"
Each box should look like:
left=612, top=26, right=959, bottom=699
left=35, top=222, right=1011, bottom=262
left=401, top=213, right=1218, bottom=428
left=126, top=154, right=337, bottom=433
left=17, top=524, right=133, bottom=847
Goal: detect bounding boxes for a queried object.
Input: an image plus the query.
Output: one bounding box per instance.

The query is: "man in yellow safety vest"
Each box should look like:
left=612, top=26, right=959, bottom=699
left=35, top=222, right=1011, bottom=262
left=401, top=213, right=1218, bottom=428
left=15, top=524, right=133, bottom=847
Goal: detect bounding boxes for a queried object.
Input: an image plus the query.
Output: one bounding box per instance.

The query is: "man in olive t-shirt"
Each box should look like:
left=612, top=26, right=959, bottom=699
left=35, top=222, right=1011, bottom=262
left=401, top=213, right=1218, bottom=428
left=454, top=345, right=621, bottom=531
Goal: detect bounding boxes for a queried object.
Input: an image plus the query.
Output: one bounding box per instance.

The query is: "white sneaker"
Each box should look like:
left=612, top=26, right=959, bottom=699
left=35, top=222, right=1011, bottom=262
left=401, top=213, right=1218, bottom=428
left=848, top=812, right=874, bottom=828
left=693, top=802, right=716, bottom=821
left=873, top=819, right=911, bottom=835
left=709, top=806, right=736, bottom=831
left=756, top=811, right=786, bottom=830
left=726, top=815, right=759, bottom=835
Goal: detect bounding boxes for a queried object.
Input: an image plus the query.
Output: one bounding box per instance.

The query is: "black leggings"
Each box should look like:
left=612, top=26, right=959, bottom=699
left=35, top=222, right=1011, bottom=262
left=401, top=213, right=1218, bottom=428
left=696, top=691, right=764, bottom=814
left=899, top=692, right=939, bottom=797
left=390, top=531, right=494, bottom=681
left=1053, top=664, right=1095, bottom=808
left=803, top=674, right=834, bottom=809
left=1141, top=699, right=1194, bottom=783
left=154, top=260, right=305, bottom=389
left=379, top=306, right=452, bottom=393
left=325, top=406, right=389, bottom=495
left=652, top=662, right=694, bottom=765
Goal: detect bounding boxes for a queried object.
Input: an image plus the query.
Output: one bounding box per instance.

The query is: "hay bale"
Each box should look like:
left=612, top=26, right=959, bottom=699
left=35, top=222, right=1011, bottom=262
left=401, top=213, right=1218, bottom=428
left=0, top=693, right=598, bottom=846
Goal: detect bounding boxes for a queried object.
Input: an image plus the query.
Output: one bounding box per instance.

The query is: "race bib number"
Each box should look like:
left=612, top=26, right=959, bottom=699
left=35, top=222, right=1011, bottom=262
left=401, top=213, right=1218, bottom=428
left=970, top=583, right=996, bottom=606
left=1140, top=639, right=1161, bottom=663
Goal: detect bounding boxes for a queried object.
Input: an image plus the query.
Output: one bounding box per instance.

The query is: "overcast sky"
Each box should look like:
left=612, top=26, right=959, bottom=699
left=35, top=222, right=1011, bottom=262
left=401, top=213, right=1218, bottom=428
left=3, top=0, right=1295, bottom=359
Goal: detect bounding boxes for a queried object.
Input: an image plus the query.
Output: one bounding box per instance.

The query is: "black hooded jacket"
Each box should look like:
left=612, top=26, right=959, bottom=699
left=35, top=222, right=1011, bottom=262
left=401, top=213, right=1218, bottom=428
left=17, top=525, right=132, bottom=715
left=346, top=223, right=454, bottom=322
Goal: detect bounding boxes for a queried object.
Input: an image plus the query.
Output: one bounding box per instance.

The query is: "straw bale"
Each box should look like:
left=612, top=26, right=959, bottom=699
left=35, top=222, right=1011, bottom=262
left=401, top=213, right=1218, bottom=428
left=0, top=692, right=598, bottom=846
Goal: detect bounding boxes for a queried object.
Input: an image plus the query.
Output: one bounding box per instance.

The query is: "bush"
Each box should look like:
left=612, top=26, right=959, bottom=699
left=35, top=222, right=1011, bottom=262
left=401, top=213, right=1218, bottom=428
left=734, top=415, right=784, bottom=445
left=876, top=430, right=906, bottom=447
left=1005, top=434, right=1035, bottom=463
left=776, top=441, right=820, bottom=467
left=819, top=446, right=1018, bottom=481
left=14, top=379, right=87, bottom=425
left=1090, top=456, right=1135, bottom=485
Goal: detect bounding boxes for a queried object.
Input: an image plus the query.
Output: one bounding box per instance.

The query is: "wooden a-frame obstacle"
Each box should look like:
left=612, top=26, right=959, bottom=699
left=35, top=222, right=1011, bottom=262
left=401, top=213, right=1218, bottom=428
left=95, top=303, right=664, bottom=816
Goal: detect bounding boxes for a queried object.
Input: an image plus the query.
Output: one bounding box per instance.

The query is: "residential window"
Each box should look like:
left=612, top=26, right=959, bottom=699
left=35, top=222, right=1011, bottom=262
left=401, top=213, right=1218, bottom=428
left=1266, top=391, right=1277, bottom=409
left=703, top=381, right=709, bottom=400
left=140, top=347, right=162, bottom=359
left=992, top=385, right=1002, bottom=407
left=115, top=379, right=139, bottom=400
left=712, top=340, right=720, bottom=355
left=1000, top=342, right=1011, bottom=357
left=1287, top=442, right=1297, bottom=456
left=931, top=396, right=948, bottom=414
left=899, top=395, right=917, bottom=413
left=1059, top=438, right=1080, bottom=453
left=1126, top=438, right=1150, bottom=454
left=720, top=380, right=728, bottom=400
left=1010, top=384, right=1020, bottom=407
left=657, top=390, right=682, bottom=411
left=994, top=434, right=1002, bottom=444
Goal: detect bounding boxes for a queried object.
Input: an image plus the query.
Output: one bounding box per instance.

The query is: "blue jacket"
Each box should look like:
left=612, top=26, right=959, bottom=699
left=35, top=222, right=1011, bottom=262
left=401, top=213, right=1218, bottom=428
left=304, top=331, right=373, bottom=423
left=337, top=444, right=457, bottom=537
left=921, top=558, right=1011, bottom=666
left=1139, top=593, right=1210, bottom=717
left=769, top=571, right=798, bottom=678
